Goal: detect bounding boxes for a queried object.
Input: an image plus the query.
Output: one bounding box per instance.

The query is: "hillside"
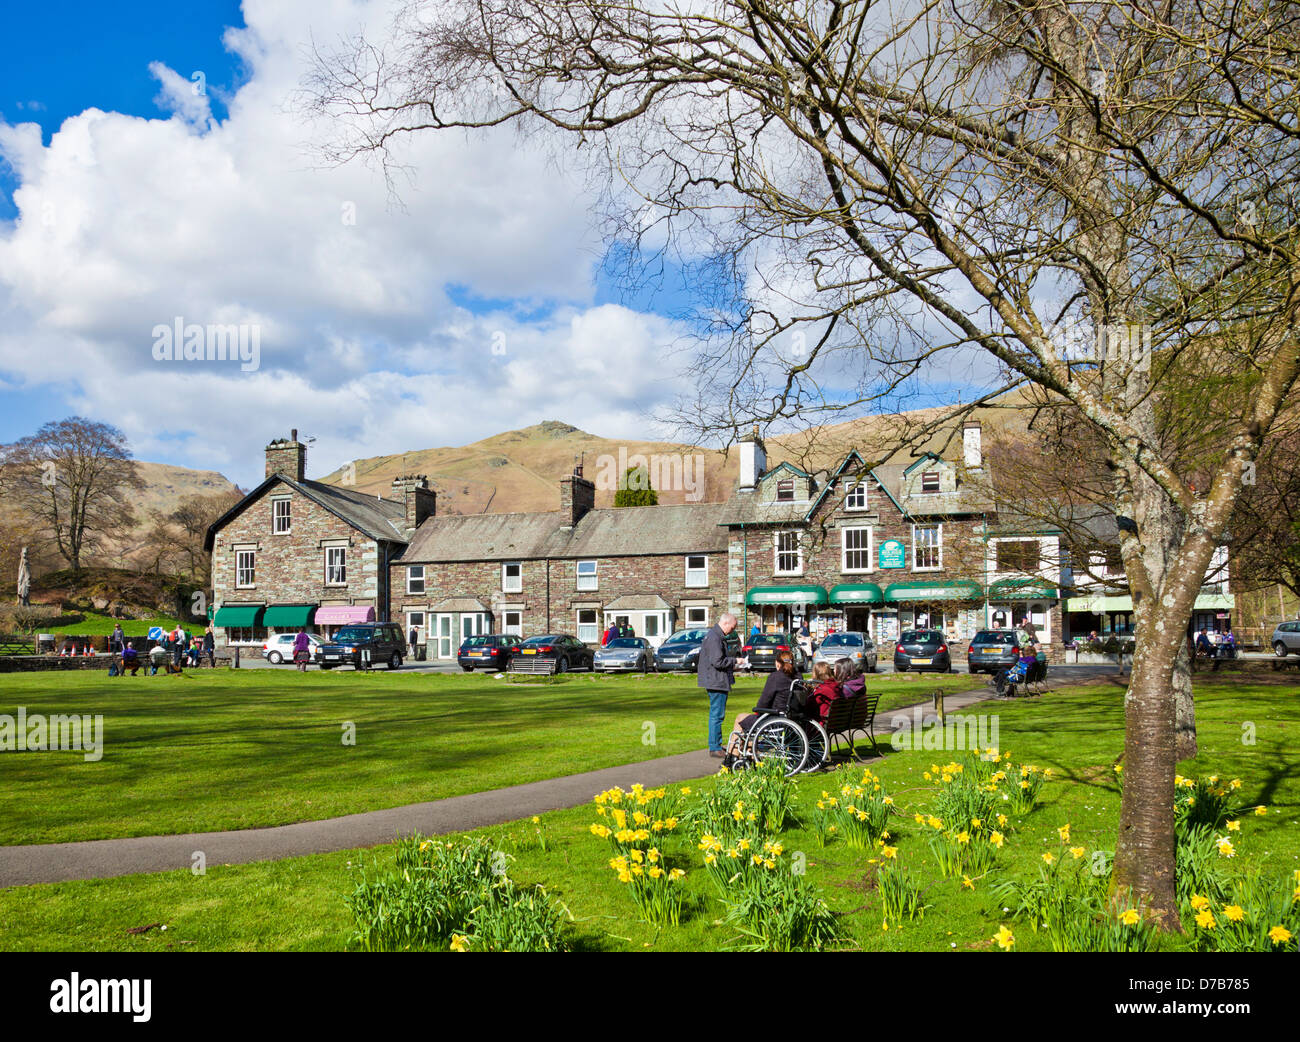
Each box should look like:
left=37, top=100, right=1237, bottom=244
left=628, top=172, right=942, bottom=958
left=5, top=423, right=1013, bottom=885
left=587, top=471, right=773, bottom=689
left=314, top=401, right=1034, bottom=514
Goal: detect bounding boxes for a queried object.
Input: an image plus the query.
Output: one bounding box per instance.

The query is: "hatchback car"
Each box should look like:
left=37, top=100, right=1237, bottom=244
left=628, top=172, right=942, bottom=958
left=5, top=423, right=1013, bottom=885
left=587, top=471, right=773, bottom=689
left=1273, top=621, right=1300, bottom=658
left=967, top=629, right=1022, bottom=674
left=262, top=632, right=324, bottom=665
left=741, top=633, right=811, bottom=672
left=652, top=628, right=742, bottom=672
left=509, top=634, right=594, bottom=673
left=894, top=629, right=952, bottom=672
left=319, top=623, right=406, bottom=670
left=811, top=631, right=877, bottom=673
left=594, top=637, right=656, bottom=673
left=458, top=633, right=523, bottom=671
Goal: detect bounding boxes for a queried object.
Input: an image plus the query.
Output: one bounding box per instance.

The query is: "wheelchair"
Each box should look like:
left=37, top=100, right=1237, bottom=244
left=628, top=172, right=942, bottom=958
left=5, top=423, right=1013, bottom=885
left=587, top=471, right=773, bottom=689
left=726, top=679, right=831, bottom=776
left=993, top=654, right=1048, bottom=697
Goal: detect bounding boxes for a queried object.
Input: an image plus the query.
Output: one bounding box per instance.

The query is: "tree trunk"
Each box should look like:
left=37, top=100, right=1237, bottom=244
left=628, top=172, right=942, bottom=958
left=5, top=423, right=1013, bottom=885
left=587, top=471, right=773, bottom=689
left=1115, top=634, right=1181, bottom=930
left=1172, top=642, right=1198, bottom=761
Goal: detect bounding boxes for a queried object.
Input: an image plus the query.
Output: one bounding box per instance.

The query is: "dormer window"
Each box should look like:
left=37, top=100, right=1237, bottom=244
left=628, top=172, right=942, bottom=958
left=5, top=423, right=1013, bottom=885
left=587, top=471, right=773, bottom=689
left=844, top=479, right=868, bottom=510
left=776, top=478, right=795, bottom=502
left=921, top=472, right=941, bottom=494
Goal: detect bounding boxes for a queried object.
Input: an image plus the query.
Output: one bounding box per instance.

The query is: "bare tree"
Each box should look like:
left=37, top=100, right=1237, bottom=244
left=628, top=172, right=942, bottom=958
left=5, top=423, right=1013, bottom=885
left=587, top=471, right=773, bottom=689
left=304, top=0, right=1300, bottom=927
left=2, top=418, right=144, bottom=572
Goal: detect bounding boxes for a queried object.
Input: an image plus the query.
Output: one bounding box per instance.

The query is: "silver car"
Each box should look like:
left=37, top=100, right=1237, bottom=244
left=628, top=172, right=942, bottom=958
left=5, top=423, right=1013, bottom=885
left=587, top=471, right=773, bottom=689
left=594, top=636, right=657, bottom=673
left=1272, top=622, right=1300, bottom=658
left=811, top=631, right=878, bottom=673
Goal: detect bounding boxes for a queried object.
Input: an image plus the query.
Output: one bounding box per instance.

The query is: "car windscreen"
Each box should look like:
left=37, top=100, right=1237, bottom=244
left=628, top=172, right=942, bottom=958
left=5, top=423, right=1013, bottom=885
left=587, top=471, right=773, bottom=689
left=663, top=630, right=706, bottom=644
left=749, top=635, right=790, bottom=646
left=332, top=627, right=372, bottom=642
left=461, top=636, right=492, bottom=646
left=606, top=638, right=642, bottom=649
left=899, top=630, right=941, bottom=644
left=521, top=635, right=560, bottom=646
left=820, top=634, right=863, bottom=647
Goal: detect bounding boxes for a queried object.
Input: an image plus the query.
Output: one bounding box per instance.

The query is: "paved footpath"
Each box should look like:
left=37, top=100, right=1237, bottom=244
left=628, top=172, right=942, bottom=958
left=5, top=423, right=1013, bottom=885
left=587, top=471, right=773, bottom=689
left=0, top=676, right=1097, bottom=887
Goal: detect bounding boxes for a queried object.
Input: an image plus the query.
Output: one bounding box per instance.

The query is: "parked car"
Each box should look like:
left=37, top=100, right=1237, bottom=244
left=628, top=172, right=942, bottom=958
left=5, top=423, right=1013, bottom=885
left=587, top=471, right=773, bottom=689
left=509, top=634, right=595, bottom=673
left=1272, top=621, right=1300, bottom=658
left=653, top=628, right=742, bottom=672
left=594, top=636, right=656, bottom=673
left=967, top=629, right=1022, bottom=675
left=894, top=629, right=952, bottom=673
left=318, top=623, right=406, bottom=670
left=262, top=632, right=324, bottom=665
left=741, top=633, right=811, bottom=672
left=811, top=631, right=877, bottom=673
left=457, top=633, right=523, bottom=671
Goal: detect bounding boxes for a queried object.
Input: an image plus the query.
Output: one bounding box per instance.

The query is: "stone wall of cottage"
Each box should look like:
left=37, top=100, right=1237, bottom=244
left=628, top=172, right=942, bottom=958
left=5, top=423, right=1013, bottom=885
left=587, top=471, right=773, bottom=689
left=212, top=484, right=386, bottom=620
left=390, top=550, right=729, bottom=643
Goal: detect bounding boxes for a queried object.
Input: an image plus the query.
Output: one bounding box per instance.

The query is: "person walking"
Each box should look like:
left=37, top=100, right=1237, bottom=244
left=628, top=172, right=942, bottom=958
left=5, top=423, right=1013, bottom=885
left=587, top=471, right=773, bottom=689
left=292, top=628, right=313, bottom=672
left=697, top=612, right=740, bottom=759
left=202, top=625, right=216, bottom=668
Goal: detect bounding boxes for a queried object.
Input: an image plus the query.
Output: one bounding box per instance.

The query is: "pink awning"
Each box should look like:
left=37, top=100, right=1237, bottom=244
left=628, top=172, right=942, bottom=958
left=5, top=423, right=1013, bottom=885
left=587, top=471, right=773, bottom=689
left=314, top=605, right=375, bottom=625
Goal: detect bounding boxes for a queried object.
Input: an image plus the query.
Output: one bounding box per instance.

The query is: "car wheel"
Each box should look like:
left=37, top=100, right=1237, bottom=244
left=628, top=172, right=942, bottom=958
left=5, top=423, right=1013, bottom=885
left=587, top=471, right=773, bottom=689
left=897, top=662, right=909, bottom=672
left=320, top=664, right=334, bottom=671
left=461, top=665, right=473, bottom=672
left=389, top=652, right=402, bottom=670
left=556, top=657, right=568, bottom=674
left=1274, top=642, right=1288, bottom=658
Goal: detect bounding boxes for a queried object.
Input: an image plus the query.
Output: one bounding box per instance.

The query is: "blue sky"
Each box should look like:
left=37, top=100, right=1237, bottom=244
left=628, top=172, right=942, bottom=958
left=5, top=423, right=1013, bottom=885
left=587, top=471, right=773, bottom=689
left=0, top=1, right=987, bottom=489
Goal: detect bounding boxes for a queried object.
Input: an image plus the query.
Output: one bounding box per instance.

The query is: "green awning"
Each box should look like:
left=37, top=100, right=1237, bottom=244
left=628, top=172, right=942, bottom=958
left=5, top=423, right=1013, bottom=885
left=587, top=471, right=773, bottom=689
left=262, top=604, right=317, bottom=628
left=746, top=585, right=829, bottom=606
left=828, top=583, right=885, bottom=605
left=883, top=581, right=983, bottom=603
left=1067, top=593, right=1132, bottom=613
left=988, top=579, right=1059, bottom=600
left=213, top=605, right=265, bottom=627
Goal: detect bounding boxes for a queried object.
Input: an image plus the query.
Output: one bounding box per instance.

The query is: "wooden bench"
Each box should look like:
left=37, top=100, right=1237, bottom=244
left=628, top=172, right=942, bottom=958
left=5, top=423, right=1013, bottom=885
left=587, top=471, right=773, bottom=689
left=821, top=693, right=881, bottom=761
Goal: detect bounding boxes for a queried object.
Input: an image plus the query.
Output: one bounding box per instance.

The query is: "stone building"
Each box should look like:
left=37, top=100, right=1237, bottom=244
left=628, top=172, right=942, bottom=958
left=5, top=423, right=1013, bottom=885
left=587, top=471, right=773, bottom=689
left=204, top=432, right=430, bottom=649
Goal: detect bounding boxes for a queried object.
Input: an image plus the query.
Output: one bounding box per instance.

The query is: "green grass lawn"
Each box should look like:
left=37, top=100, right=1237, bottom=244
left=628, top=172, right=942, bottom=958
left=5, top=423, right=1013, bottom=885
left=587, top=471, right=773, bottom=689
left=2, top=674, right=1296, bottom=952
left=50, top=612, right=184, bottom=637
left=0, top=668, right=975, bottom=845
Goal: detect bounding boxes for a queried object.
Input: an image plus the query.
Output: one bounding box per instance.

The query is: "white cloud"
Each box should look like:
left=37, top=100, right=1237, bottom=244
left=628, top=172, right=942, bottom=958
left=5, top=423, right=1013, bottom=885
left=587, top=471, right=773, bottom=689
left=0, top=0, right=688, bottom=486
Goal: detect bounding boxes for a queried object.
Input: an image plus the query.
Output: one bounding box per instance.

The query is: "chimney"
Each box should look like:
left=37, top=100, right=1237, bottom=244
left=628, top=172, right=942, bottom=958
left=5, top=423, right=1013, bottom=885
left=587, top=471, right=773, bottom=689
left=963, top=420, right=983, bottom=470
left=738, top=424, right=767, bottom=491
left=391, top=475, right=436, bottom=531
left=560, top=469, right=595, bottom=526
left=266, top=430, right=306, bottom=482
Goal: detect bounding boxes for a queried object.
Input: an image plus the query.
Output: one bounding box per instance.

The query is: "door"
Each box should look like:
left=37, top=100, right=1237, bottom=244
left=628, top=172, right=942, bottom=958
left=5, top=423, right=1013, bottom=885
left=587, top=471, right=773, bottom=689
left=435, top=613, right=454, bottom=659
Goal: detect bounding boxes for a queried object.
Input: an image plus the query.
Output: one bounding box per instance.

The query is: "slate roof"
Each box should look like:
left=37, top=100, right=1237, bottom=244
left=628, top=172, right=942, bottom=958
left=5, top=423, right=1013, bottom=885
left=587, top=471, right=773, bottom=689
left=204, top=474, right=408, bottom=551
left=398, top=502, right=732, bottom=563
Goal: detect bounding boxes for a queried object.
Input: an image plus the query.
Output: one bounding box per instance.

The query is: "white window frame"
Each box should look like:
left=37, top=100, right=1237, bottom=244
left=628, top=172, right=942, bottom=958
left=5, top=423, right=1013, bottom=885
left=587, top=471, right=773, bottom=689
left=912, top=524, right=942, bottom=571
left=685, top=555, right=709, bottom=588
left=503, top=610, right=523, bottom=637
left=235, top=550, right=256, bottom=589
left=841, top=526, right=874, bottom=573
left=460, top=613, right=486, bottom=641
left=407, top=565, right=425, bottom=595
left=576, top=608, right=599, bottom=644
left=576, top=559, right=598, bottom=592
left=502, top=562, right=522, bottom=594
left=685, top=606, right=709, bottom=627
left=325, top=547, right=347, bottom=586
left=405, top=611, right=425, bottom=644
left=774, top=530, right=803, bottom=576
left=272, top=498, right=291, bottom=534
left=844, top=479, right=868, bottom=511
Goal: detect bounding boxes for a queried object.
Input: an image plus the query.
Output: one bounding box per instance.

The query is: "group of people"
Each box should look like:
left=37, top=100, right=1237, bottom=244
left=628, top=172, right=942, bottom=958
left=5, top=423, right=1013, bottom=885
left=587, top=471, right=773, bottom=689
left=696, top=612, right=869, bottom=763
left=601, top=621, right=636, bottom=646
left=1194, top=628, right=1237, bottom=660
left=108, top=623, right=217, bottom=676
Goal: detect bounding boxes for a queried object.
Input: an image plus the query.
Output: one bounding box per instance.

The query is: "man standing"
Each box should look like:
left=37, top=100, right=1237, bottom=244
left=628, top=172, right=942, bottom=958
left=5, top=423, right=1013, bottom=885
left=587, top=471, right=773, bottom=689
left=698, top=612, right=739, bottom=758
left=110, top=623, right=124, bottom=655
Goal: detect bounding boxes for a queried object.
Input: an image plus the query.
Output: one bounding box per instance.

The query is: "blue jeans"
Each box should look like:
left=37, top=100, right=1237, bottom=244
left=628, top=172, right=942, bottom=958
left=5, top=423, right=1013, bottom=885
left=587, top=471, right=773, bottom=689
left=707, top=690, right=729, bottom=752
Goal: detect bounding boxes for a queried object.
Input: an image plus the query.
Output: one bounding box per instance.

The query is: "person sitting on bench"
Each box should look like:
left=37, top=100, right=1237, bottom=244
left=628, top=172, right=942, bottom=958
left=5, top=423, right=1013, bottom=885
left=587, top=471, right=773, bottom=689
left=121, top=644, right=141, bottom=676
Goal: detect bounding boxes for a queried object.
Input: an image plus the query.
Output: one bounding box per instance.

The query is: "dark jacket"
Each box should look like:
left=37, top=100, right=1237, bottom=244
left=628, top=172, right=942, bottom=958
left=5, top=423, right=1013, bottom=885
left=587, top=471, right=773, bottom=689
left=697, top=624, right=737, bottom=692
left=754, top=669, right=803, bottom=713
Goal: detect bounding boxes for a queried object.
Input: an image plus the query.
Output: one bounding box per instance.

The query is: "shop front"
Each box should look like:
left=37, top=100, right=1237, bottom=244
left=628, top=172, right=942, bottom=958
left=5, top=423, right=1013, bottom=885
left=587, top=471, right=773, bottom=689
left=986, top=579, right=1059, bottom=642
left=745, top=585, right=830, bottom=636
left=828, top=583, right=885, bottom=641
left=262, top=604, right=318, bottom=638
left=881, top=581, right=984, bottom=644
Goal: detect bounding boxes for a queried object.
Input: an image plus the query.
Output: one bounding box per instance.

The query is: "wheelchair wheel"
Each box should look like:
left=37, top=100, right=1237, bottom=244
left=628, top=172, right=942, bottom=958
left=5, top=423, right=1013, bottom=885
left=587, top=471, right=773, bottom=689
left=802, top=719, right=830, bottom=772
left=749, top=718, right=809, bottom=776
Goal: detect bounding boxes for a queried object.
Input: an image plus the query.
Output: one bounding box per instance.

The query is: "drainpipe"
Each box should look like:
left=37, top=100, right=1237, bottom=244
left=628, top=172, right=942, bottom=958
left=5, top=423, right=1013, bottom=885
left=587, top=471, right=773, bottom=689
left=741, top=522, right=749, bottom=629
left=545, top=559, right=551, bottom=632
left=982, top=514, right=990, bottom=630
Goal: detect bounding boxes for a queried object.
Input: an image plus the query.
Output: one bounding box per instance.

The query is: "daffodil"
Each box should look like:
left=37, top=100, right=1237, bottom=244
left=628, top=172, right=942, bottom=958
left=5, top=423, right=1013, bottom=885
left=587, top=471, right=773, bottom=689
left=1057, top=824, right=1070, bottom=843
left=990, top=831, right=1004, bottom=849
left=1268, top=925, right=1293, bottom=945
left=450, top=934, right=469, bottom=952
left=1041, top=852, right=1055, bottom=865
left=1195, top=909, right=1216, bottom=930
left=1223, top=904, right=1245, bottom=923
left=962, top=875, right=974, bottom=890
left=1119, top=909, right=1140, bottom=926
left=1255, top=805, right=1268, bottom=816
left=994, top=925, right=1015, bottom=950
